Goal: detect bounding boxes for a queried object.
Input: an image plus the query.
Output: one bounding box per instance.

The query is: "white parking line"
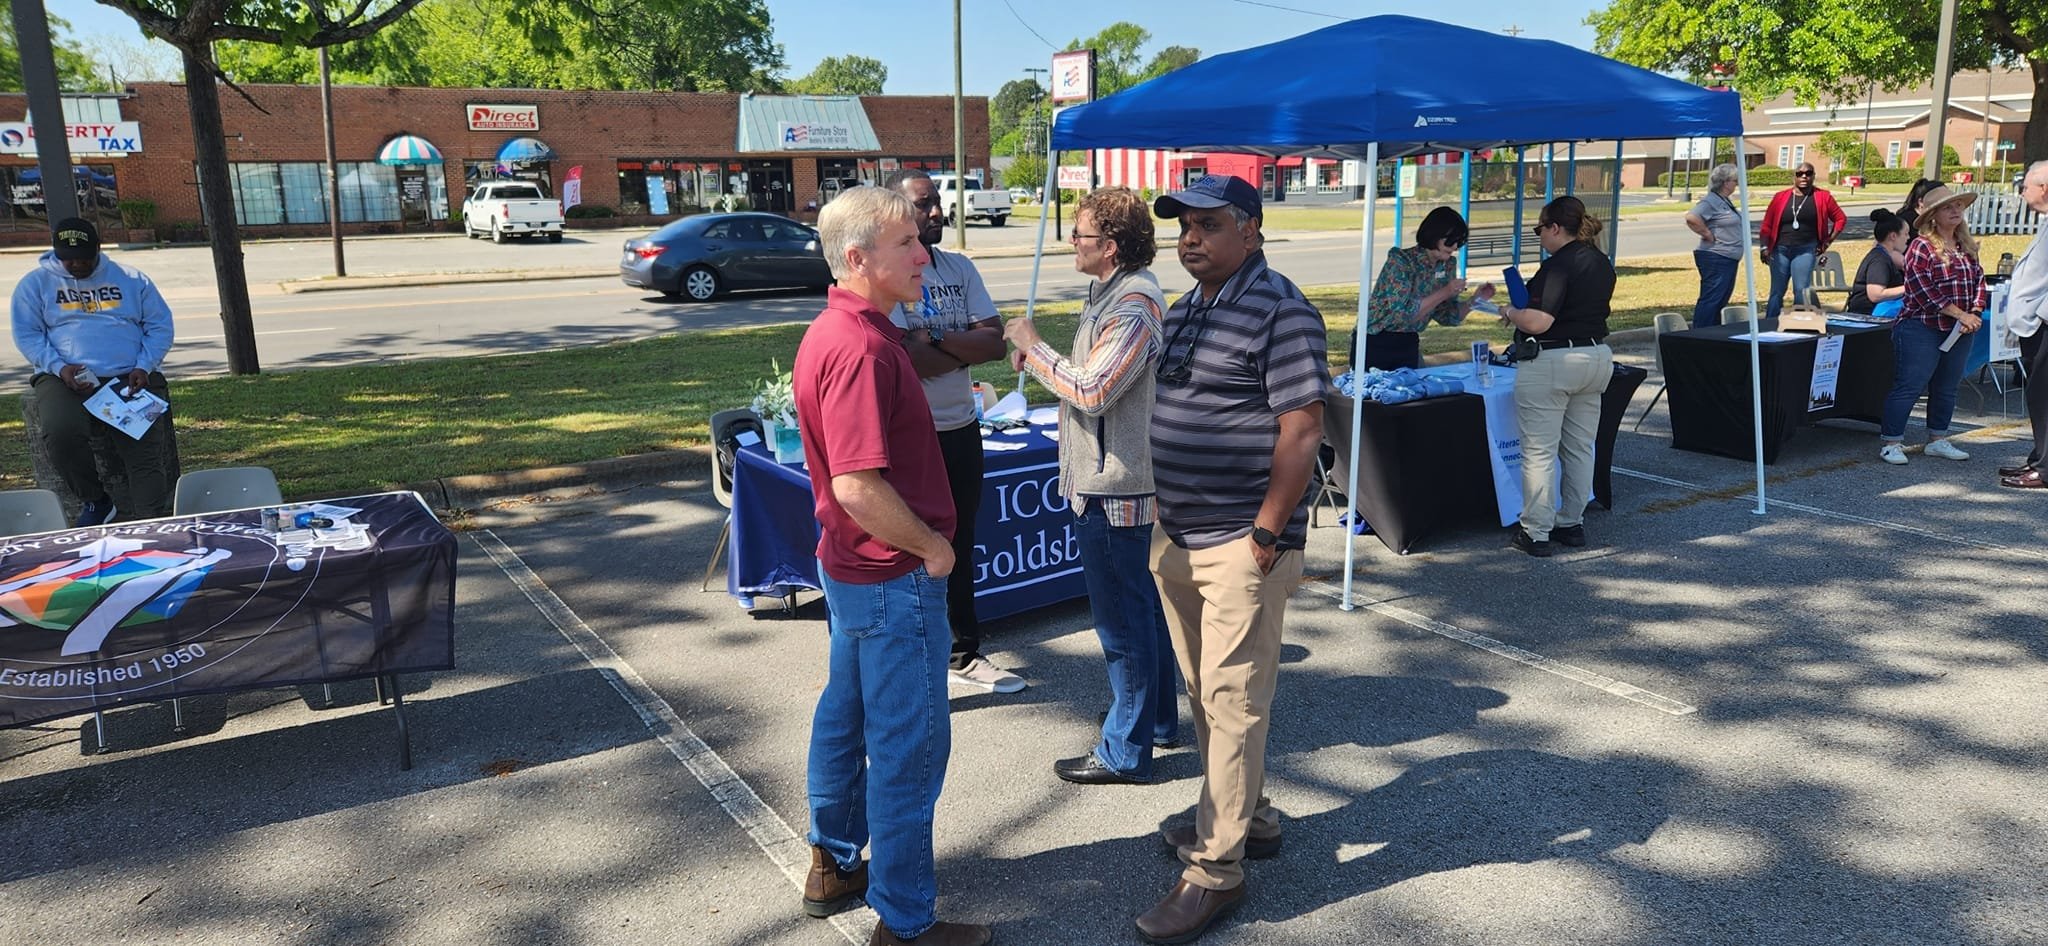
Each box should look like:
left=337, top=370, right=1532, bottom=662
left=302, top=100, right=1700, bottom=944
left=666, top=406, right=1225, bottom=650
left=471, top=530, right=869, bottom=944
left=1298, top=581, right=1698, bottom=716
left=1612, top=466, right=2048, bottom=562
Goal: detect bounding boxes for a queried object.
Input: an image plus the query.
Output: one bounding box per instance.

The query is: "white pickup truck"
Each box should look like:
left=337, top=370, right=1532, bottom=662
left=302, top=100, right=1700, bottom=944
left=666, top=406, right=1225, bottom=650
left=464, top=181, right=565, bottom=243
left=930, top=173, right=1011, bottom=227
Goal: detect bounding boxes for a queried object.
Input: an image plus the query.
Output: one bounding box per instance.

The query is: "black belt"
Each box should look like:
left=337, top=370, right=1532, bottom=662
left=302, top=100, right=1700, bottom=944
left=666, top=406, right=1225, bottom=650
left=1535, top=338, right=1605, bottom=350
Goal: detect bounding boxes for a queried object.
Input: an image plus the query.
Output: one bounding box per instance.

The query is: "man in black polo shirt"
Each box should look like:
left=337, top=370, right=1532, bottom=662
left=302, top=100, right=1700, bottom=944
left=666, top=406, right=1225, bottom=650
left=1138, top=175, right=1328, bottom=944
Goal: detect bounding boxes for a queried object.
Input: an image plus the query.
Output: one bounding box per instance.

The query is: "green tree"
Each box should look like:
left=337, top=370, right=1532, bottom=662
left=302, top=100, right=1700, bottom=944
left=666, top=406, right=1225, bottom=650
left=988, top=77, right=1044, bottom=140
left=512, top=0, right=784, bottom=92
left=1062, top=23, right=1200, bottom=99
left=785, top=55, right=885, bottom=95
left=1914, top=144, right=1965, bottom=169
left=0, top=15, right=114, bottom=92
left=1811, top=129, right=1881, bottom=180
left=89, top=0, right=432, bottom=374
left=1005, top=151, right=1047, bottom=194
left=1589, top=0, right=2048, bottom=165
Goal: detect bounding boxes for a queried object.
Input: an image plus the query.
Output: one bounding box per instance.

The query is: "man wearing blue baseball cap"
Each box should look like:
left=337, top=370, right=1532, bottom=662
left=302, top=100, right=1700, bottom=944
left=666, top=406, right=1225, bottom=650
left=10, top=217, right=177, bottom=524
left=1139, top=175, right=1328, bottom=944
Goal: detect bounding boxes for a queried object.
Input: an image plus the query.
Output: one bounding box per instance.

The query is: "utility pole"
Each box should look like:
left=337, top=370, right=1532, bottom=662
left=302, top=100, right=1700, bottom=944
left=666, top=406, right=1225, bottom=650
left=10, top=0, right=80, bottom=223
left=319, top=48, right=346, bottom=277
left=952, top=0, right=967, bottom=252
left=1925, top=0, right=1959, bottom=180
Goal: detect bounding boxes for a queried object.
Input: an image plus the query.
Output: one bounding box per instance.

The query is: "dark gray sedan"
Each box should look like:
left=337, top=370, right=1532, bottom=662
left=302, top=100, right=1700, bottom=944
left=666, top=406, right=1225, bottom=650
left=619, top=212, right=834, bottom=301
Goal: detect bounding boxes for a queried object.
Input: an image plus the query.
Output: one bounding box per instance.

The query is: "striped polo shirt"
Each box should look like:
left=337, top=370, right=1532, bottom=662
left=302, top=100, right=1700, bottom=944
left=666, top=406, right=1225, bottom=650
left=1151, top=251, right=1330, bottom=551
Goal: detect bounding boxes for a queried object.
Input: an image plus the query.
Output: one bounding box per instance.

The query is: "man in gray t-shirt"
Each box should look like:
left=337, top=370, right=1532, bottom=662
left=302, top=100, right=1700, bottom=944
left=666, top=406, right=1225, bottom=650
left=885, top=169, right=1024, bottom=694
left=1683, top=164, right=1745, bottom=328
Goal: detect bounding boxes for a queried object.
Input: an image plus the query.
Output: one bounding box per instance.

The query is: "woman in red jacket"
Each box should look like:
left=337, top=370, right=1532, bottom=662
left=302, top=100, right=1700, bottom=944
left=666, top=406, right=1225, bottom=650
left=1758, top=162, right=1847, bottom=318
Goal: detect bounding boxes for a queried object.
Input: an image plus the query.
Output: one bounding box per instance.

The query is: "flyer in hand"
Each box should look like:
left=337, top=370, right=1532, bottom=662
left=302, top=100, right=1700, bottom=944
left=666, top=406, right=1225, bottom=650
left=83, top=381, right=169, bottom=441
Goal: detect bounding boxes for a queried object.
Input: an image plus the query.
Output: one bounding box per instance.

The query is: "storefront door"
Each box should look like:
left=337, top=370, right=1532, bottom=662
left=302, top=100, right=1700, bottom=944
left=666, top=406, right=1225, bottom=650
left=747, top=159, right=792, bottom=213
left=396, top=167, right=431, bottom=228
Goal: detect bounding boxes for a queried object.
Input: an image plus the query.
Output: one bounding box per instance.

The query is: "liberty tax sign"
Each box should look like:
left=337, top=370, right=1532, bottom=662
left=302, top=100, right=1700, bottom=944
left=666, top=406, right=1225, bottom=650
left=467, top=104, right=540, bottom=132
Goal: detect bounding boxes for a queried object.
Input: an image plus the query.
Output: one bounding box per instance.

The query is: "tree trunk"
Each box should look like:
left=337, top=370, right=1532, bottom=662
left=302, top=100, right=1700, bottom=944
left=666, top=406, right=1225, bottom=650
left=183, top=49, right=260, bottom=375
left=2030, top=58, right=2048, bottom=169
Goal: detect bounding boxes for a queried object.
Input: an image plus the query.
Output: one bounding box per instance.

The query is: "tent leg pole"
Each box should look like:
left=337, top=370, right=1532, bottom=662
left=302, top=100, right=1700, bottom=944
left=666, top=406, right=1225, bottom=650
left=1342, top=141, right=1381, bottom=612
left=1734, top=136, right=1768, bottom=514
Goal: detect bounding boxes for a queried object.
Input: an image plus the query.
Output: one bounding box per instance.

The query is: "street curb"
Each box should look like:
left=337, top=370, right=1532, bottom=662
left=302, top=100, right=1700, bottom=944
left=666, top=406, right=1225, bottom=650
left=280, top=268, right=614, bottom=293
left=403, top=446, right=713, bottom=510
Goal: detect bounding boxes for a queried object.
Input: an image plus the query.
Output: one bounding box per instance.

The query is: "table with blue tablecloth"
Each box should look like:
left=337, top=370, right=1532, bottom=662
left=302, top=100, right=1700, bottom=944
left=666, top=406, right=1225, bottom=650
left=727, top=414, right=1086, bottom=621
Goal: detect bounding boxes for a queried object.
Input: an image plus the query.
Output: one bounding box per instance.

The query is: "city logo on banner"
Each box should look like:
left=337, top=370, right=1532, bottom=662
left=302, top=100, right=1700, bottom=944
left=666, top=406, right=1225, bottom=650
left=778, top=122, right=854, bottom=150
left=467, top=104, right=540, bottom=132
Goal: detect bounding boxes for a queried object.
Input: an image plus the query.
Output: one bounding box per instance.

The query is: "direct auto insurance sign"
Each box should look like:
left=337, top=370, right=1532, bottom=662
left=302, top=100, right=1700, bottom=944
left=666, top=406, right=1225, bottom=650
left=467, top=104, right=539, bottom=132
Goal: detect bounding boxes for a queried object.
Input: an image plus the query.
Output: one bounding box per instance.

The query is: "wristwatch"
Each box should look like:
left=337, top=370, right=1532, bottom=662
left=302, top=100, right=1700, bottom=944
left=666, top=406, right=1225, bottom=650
left=1251, top=526, right=1278, bottom=548
left=926, top=324, right=945, bottom=342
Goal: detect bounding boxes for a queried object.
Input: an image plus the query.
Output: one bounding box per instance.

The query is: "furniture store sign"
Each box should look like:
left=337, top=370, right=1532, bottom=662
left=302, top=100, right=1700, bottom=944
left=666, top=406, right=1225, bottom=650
left=778, top=122, right=854, bottom=150
left=467, top=104, right=540, bottom=132
left=0, top=121, right=143, bottom=155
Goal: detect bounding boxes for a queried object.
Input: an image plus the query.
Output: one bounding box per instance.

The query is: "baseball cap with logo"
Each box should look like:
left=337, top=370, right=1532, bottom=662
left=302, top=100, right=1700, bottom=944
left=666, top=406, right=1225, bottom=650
left=1154, top=174, right=1263, bottom=222
left=51, top=217, right=100, bottom=261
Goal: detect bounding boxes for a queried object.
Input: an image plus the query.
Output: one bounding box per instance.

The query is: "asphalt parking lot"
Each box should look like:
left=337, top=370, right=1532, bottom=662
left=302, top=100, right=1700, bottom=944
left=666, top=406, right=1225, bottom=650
left=5, top=343, right=2047, bottom=945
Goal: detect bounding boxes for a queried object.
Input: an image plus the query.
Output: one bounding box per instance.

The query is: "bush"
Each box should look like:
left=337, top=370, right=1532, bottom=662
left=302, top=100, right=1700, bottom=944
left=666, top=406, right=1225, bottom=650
left=565, top=204, right=616, bottom=219
left=116, top=198, right=156, bottom=229
left=1656, top=163, right=2025, bottom=189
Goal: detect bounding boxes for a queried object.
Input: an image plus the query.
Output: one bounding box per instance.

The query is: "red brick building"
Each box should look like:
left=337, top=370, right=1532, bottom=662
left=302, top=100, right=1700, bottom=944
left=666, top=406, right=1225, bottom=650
left=0, top=83, right=991, bottom=243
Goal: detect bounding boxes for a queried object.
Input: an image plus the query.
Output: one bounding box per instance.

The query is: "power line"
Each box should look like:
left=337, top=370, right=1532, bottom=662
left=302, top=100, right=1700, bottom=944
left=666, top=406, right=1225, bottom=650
left=998, top=0, right=1059, bottom=49
left=1230, top=0, right=1346, bottom=20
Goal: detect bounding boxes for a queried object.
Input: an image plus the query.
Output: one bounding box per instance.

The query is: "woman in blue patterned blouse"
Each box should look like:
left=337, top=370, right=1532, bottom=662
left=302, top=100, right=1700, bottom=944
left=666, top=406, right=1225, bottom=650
left=1351, top=207, right=1495, bottom=370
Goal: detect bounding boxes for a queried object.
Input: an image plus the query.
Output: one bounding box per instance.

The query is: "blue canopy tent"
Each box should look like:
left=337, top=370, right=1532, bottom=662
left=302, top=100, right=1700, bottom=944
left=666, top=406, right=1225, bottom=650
left=1039, top=15, right=1756, bottom=607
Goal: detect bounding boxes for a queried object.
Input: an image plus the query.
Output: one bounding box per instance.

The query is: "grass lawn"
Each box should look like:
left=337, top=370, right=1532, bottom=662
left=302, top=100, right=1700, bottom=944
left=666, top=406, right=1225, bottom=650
left=3, top=234, right=2026, bottom=500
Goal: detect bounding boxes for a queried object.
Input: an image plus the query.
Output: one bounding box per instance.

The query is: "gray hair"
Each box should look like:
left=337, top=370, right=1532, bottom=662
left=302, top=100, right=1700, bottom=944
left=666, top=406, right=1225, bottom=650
left=817, top=186, right=916, bottom=280
left=2028, top=159, right=2048, bottom=185
left=1708, top=162, right=1740, bottom=190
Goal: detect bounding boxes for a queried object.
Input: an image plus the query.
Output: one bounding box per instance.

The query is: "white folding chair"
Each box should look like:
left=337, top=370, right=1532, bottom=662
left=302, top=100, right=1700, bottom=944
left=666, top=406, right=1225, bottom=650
left=1634, top=312, right=1688, bottom=430
left=173, top=466, right=283, bottom=515
left=0, top=488, right=66, bottom=536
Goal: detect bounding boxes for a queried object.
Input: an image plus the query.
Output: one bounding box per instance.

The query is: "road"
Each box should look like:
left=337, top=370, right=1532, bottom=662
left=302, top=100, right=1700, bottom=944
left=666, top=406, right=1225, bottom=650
left=0, top=197, right=1891, bottom=377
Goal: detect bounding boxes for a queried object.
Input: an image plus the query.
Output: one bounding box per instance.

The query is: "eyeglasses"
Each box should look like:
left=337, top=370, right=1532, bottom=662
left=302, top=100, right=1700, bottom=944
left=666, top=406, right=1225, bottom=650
left=1531, top=223, right=1550, bottom=237
left=1070, top=231, right=1105, bottom=242
left=1795, top=170, right=1815, bottom=177
left=1441, top=238, right=1465, bottom=250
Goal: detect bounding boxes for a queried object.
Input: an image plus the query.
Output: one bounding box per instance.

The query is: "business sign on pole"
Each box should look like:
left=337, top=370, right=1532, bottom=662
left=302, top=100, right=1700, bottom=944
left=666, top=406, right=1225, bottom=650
left=1057, top=165, right=1091, bottom=190
left=466, top=104, right=540, bottom=131
left=1397, top=162, right=1418, bottom=198
left=777, top=122, right=855, bottom=150
left=1672, top=137, right=1714, bottom=161
left=0, top=122, right=142, bottom=156
left=1050, top=50, right=1095, bottom=104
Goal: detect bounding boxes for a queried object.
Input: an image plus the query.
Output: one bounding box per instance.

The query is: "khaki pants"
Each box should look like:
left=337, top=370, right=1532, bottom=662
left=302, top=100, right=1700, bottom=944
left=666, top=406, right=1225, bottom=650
left=1512, top=345, right=1612, bottom=541
left=1150, top=526, right=1303, bottom=891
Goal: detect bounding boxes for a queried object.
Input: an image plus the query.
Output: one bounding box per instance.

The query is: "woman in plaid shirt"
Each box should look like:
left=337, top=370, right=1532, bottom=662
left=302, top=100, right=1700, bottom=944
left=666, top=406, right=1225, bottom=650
left=1878, top=185, right=1986, bottom=466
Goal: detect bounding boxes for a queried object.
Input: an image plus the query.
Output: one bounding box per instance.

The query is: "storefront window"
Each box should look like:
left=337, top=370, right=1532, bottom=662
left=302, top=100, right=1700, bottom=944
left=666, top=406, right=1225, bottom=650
left=0, top=164, right=120, bottom=233
left=215, top=161, right=412, bottom=226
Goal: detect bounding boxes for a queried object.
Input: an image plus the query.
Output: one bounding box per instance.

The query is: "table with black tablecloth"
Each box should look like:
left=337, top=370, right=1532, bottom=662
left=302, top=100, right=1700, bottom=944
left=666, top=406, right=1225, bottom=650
left=727, top=418, right=1086, bottom=621
left=1659, top=320, right=1893, bottom=463
left=1323, top=363, right=1645, bottom=554
left=0, top=492, right=457, bottom=766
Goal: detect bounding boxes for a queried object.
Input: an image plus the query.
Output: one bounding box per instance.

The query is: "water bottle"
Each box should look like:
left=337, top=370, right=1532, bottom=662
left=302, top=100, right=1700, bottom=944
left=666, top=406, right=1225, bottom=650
left=972, top=382, right=987, bottom=421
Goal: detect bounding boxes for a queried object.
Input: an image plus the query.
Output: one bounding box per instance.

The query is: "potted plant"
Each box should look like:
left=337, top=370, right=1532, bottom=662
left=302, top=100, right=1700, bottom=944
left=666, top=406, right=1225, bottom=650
left=751, top=360, right=803, bottom=464
left=116, top=197, right=157, bottom=244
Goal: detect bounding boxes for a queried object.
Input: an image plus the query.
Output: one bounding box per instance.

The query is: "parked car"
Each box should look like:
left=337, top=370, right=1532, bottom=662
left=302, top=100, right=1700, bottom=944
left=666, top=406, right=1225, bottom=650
left=1007, top=187, right=1034, bottom=205
left=620, top=212, right=833, bottom=302
left=930, top=172, right=1011, bottom=227
left=464, top=181, right=564, bottom=243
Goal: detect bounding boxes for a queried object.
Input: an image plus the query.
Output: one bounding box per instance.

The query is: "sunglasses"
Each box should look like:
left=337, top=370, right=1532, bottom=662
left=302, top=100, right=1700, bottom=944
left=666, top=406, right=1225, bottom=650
left=1531, top=222, right=1550, bottom=237
left=1795, top=170, right=1815, bottom=177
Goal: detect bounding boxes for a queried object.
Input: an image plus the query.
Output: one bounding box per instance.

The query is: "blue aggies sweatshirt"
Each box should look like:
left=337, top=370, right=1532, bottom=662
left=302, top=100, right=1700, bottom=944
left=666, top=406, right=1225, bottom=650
left=10, top=251, right=174, bottom=378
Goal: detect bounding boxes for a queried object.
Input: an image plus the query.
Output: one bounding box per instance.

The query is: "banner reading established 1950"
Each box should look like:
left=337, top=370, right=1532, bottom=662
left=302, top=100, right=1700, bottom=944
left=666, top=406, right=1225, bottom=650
left=0, top=492, right=456, bottom=730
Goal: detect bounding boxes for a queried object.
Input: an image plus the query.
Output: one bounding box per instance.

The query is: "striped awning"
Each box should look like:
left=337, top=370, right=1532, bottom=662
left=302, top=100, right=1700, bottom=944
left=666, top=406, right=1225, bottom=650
left=496, top=137, right=556, bottom=164
left=377, top=134, right=443, bottom=165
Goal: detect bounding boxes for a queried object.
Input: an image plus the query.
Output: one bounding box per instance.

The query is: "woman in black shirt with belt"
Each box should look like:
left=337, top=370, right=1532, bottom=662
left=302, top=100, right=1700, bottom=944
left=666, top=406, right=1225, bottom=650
left=1500, top=196, right=1615, bottom=557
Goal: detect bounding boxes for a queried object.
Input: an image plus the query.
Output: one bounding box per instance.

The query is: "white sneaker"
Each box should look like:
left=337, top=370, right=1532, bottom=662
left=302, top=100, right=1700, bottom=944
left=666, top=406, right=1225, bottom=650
left=1879, top=443, right=1908, bottom=465
left=949, top=657, right=1026, bottom=693
left=1925, top=438, right=1970, bottom=461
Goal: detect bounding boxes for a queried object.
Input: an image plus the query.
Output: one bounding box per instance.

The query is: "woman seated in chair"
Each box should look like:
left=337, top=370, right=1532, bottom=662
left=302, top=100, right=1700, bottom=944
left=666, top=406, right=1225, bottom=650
left=1845, top=209, right=1909, bottom=319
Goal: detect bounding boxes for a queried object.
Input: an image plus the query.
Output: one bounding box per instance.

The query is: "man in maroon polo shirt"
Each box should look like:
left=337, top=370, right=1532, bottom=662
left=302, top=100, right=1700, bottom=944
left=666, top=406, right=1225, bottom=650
left=792, top=185, right=992, bottom=946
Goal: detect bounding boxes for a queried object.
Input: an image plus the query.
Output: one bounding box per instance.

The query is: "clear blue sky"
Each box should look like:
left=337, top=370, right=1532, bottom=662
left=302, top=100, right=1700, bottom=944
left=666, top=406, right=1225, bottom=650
left=42, top=0, right=1602, bottom=96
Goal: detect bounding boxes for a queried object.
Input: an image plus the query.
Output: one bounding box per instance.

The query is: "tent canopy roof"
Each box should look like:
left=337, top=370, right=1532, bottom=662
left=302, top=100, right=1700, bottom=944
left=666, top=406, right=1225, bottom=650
left=1052, top=15, right=1744, bottom=159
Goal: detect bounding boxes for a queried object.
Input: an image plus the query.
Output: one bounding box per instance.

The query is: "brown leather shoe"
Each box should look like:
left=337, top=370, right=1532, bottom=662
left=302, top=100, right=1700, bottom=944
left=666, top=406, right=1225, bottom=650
left=1159, top=823, right=1282, bottom=860
left=1135, top=879, right=1245, bottom=944
left=868, top=919, right=993, bottom=945
left=803, top=845, right=867, bottom=918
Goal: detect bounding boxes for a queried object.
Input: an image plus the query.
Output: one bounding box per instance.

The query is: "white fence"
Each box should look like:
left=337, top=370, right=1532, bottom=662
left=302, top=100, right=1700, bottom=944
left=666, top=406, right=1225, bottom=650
left=1961, top=184, right=2042, bottom=235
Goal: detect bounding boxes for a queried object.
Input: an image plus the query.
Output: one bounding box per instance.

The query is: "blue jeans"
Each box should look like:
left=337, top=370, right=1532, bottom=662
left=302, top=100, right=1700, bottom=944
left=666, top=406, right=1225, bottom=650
left=1766, top=245, right=1816, bottom=318
left=808, top=567, right=952, bottom=940
left=1074, top=500, right=1180, bottom=776
left=1881, top=318, right=1973, bottom=441
left=1692, top=250, right=1740, bottom=328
